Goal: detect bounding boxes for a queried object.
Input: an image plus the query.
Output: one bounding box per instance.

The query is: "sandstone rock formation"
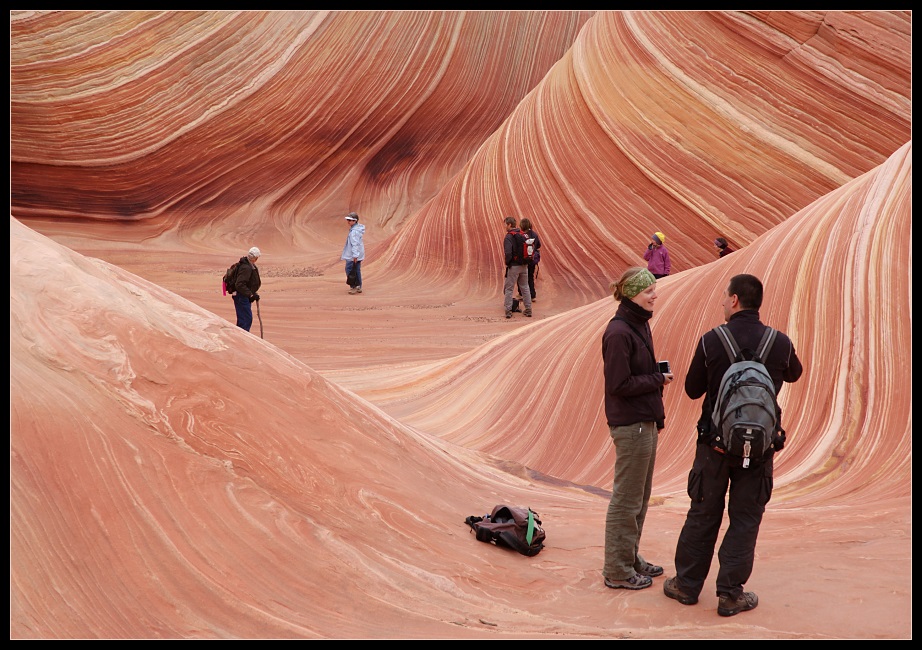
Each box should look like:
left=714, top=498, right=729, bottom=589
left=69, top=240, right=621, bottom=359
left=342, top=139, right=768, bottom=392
left=10, top=11, right=912, bottom=639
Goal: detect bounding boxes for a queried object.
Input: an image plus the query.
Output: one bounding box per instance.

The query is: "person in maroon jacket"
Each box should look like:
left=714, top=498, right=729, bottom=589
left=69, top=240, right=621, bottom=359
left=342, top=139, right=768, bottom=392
left=601, top=267, right=675, bottom=591
left=664, top=273, right=803, bottom=616
left=714, top=237, right=735, bottom=258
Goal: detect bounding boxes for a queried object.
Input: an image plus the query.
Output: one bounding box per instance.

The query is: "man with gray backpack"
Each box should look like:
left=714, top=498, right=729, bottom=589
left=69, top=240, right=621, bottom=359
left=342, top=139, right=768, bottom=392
left=664, top=274, right=802, bottom=617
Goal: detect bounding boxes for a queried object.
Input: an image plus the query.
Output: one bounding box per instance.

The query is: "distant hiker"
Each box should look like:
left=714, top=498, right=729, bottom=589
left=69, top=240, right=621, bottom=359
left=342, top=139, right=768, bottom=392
left=232, top=247, right=262, bottom=332
left=643, top=231, right=671, bottom=279
left=502, top=216, right=532, bottom=319
left=714, top=237, right=734, bottom=258
left=518, top=217, right=542, bottom=302
left=342, top=212, right=366, bottom=294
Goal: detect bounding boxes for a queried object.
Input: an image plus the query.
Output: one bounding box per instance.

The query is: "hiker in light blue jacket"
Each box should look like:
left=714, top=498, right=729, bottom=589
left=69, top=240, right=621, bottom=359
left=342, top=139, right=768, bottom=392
left=341, top=212, right=366, bottom=294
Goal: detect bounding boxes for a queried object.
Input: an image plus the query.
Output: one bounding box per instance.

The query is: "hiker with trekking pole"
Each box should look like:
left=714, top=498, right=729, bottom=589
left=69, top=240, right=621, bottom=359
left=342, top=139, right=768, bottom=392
left=224, top=246, right=263, bottom=336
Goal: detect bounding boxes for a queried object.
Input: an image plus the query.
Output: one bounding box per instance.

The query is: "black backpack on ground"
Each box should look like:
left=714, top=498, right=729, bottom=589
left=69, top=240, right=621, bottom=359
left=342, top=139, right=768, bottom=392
left=465, top=505, right=546, bottom=556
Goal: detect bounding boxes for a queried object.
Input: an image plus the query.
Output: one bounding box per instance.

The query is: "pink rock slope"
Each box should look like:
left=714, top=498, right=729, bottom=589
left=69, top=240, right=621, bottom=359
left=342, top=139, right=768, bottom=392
left=10, top=11, right=911, bottom=639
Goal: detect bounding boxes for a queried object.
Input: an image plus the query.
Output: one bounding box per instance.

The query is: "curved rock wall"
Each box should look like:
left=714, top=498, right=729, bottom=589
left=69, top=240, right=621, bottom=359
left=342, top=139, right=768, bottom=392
left=10, top=10, right=912, bottom=640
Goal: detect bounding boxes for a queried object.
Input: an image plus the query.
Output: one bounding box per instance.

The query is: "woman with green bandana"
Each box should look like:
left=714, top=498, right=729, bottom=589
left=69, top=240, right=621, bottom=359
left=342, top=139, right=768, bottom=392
left=600, top=267, right=674, bottom=590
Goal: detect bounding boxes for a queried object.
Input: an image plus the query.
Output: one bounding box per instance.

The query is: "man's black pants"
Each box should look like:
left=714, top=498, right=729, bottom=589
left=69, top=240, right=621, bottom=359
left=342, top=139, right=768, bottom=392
left=673, top=443, right=774, bottom=599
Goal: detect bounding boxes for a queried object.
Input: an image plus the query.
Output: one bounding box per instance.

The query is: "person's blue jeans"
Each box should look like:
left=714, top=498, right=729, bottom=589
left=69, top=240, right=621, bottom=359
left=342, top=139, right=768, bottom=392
left=233, top=293, right=253, bottom=331
left=346, top=259, right=362, bottom=288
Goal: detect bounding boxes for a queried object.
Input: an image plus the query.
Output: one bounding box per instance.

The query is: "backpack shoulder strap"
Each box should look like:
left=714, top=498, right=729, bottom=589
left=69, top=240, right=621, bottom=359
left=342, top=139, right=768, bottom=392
left=756, top=327, right=777, bottom=363
left=526, top=508, right=536, bottom=546
left=713, top=324, right=741, bottom=363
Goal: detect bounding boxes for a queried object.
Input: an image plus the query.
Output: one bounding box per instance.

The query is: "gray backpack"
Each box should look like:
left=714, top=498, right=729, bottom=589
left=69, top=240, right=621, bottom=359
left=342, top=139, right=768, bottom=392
left=710, top=325, right=779, bottom=468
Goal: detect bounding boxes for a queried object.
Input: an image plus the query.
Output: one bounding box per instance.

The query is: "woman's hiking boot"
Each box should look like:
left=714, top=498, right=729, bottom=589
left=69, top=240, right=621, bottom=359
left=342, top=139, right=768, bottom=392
left=635, top=560, right=664, bottom=577
left=604, top=573, right=653, bottom=590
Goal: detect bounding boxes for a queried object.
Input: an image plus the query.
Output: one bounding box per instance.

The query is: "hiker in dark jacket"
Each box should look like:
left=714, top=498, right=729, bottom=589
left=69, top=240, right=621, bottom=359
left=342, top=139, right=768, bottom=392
left=664, top=273, right=803, bottom=617
left=502, top=216, right=532, bottom=318
left=518, top=217, right=542, bottom=302
left=600, top=266, right=674, bottom=591
left=714, top=237, right=735, bottom=258
left=232, top=246, right=261, bottom=332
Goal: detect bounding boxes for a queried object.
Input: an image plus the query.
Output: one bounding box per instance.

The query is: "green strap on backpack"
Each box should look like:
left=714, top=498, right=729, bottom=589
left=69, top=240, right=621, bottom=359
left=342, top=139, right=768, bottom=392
left=526, top=509, right=535, bottom=545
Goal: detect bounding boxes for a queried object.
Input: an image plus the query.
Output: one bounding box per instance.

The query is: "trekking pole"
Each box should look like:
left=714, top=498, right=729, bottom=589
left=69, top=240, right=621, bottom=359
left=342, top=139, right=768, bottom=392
left=256, top=300, right=264, bottom=339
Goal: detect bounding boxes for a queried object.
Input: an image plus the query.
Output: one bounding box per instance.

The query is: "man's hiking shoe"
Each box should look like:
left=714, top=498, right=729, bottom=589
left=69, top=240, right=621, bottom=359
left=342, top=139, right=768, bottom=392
left=524, top=310, right=532, bottom=317
left=717, top=591, right=758, bottom=617
left=635, top=560, right=664, bottom=577
left=349, top=287, right=358, bottom=295
left=356, top=287, right=362, bottom=294
left=663, top=577, right=698, bottom=605
left=505, top=311, right=512, bottom=319
left=604, top=574, right=653, bottom=590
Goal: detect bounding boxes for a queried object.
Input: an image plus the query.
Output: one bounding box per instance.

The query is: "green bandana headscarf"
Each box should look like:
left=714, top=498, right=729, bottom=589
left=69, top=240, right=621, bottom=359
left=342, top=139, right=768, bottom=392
left=622, top=269, right=656, bottom=299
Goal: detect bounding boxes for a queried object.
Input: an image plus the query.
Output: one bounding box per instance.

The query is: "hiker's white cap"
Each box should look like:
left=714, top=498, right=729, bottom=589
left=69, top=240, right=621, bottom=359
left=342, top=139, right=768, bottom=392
left=345, top=212, right=359, bottom=221
left=248, top=246, right=261, bottom=258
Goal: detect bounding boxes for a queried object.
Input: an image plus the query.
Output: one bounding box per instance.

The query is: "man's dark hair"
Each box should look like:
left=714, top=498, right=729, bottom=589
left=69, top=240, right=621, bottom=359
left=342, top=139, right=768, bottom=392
left=715, top=237, right=727, bottom=248
left=504, top=216, right=517, bottom=228
left=728, top=274, right=763, bottom=310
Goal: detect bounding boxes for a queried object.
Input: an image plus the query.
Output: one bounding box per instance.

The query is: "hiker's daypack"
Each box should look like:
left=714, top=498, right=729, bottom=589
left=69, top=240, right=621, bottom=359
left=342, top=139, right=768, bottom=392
left=524, top=234, right=536, bottom=262
left=222, top=261, right=241, bottom=295
left=465, top=505, right=545, bottom=556
left=508, top=229, right=531, bottom=265
left=710, top=325, right=779, bottom=468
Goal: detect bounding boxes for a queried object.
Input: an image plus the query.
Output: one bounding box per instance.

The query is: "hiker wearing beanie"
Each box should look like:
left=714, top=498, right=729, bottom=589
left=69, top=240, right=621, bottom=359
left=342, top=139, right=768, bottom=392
left=600, top=266, right=674, bottom=591
left=714, top=237, right=735, bottom=258
left=643, top=231, right=671, bottom=279
left=342, top=212, right=366, bottom=294
left=232, top=246, right=262, bottom=332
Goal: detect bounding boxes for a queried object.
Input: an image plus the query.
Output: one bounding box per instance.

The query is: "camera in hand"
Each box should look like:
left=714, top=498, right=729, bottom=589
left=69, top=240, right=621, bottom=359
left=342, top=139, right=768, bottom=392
left=658, top=360, right=671, bottom=374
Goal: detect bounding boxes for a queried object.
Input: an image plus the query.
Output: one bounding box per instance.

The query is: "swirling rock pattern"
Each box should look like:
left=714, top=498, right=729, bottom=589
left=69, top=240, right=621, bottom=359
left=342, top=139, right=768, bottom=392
left=10, top=11, right=911, bottom=639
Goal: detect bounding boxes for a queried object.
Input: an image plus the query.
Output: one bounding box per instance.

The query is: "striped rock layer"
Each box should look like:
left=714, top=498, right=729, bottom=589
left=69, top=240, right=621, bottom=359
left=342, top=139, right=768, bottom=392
left=10, top=11, right=911, bottom=639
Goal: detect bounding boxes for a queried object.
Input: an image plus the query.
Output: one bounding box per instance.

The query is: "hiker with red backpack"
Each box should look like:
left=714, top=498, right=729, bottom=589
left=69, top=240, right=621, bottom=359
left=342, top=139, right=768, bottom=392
left=502, top=216, right=532, bottom=319
left=518, top=217, right=542, bottom=303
